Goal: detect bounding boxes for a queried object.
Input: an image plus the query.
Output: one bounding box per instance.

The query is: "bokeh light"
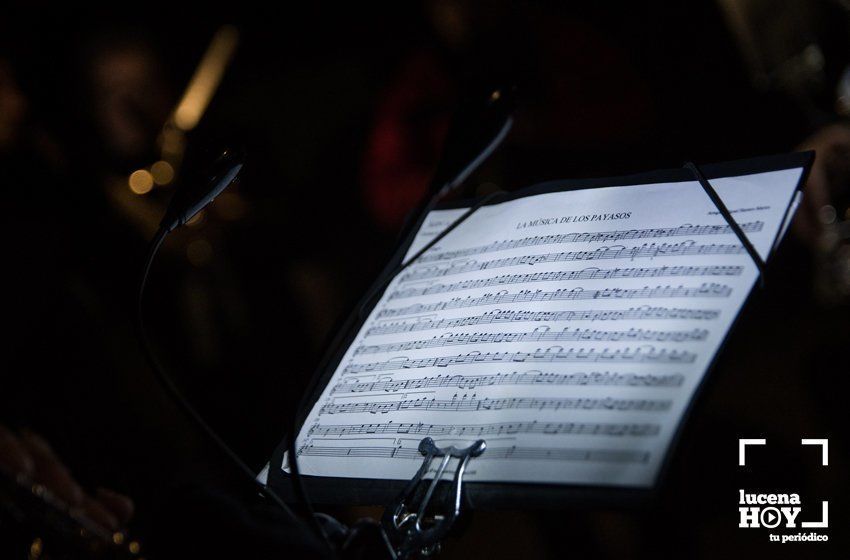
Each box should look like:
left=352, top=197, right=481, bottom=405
left=128, top=169, right=154, bottom=194
left=151, top=160, right=175, bottom=185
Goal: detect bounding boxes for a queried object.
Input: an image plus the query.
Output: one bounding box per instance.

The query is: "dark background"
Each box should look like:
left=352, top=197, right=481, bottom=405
left=2, top=2, right=848, bottom=558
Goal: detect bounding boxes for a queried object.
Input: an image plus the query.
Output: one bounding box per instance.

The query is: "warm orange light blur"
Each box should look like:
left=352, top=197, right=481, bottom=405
left=30, top=537, right=43, bottom=559
left=128, top=170, right=154, bottom=194
left=173, top=26, right=239, bottom=131
left=151, top=160, right=175, bottom=185
left=215, top=191, right=248, bottom=221
left=186, top=210, right=206, bottom=227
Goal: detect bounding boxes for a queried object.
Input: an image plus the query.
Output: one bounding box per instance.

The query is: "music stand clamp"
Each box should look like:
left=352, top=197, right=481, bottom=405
left=382, top=438, right=486, bottom=559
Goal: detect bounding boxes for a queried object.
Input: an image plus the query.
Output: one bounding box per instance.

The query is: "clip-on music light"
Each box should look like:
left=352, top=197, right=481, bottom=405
left=136, top=89, right=517, bottom=559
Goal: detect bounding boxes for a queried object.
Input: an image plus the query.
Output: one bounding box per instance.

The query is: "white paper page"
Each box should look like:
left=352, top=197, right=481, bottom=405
left=288, top=168, right=803, bottom=488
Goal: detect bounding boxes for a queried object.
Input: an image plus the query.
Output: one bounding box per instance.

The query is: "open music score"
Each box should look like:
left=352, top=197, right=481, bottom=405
left=288, top=166, right=804, bottom=487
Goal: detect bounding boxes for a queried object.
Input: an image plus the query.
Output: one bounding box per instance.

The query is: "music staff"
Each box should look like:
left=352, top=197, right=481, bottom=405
left=366, top=307, right=720, bottom=336
left=331, top=371, right=686, bottom=394
left=342, top=346, right=697, bottom=374
left=401, top=240, right=746, bottom=282
left=378, top=284, right=732, bottom=318
left=308, top=420, right=661, bottom=437
left=297, top=444, right=650, bottom=464
left=389, top=265, right=743, bottom=299
left=415, top=221, right=764, bottom=263
left=319, top=395, right=673, bottom=414
left=354, top=328, right=709, bottom=355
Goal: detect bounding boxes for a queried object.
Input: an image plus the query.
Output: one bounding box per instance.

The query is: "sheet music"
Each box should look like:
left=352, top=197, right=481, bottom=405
left=288, top=168, right=803, bottom=487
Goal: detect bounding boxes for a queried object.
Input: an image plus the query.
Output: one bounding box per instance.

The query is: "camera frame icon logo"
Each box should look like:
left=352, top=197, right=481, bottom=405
left=737, top=438, right=829, bottom=543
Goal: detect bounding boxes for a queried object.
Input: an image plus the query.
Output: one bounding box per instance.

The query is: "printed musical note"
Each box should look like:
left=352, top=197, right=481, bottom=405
left=342, top=346, right=696, bottom=374
left=389, top=265, right=743, bottom=299
left=330, top=371, right=685, bottom=394
left=308, top=420, right=661, bottom=437
left=297, top=444, right=650, bottom=463
left=354, top=328, right=708, bottom=355
left=366, top=307, right=720, bottom=336
left=378, top=284, right=731, bottom=318
left=401, top=241, right=745, bottom=282
left=319, top=395, right=672, bottom=414
left=415, top=221, right=764, bottom=263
